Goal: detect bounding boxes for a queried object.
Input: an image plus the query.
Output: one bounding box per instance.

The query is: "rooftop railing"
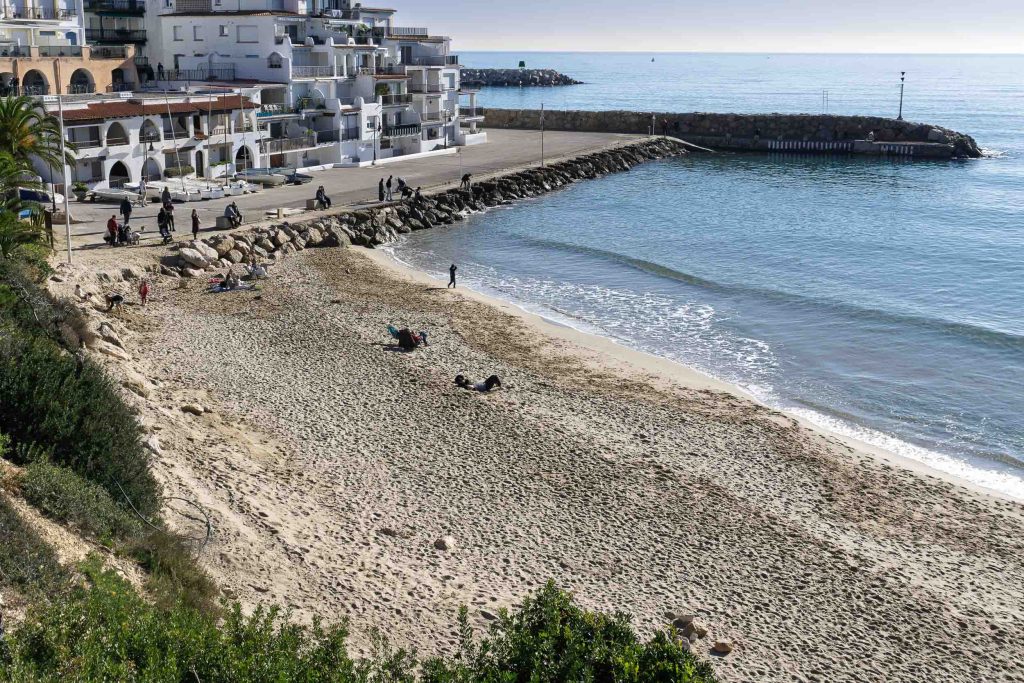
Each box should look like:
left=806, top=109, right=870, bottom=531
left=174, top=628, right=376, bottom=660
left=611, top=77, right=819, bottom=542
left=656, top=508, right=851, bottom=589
left=3, top=6, right=77, bottom=19
left=257, top=104, right=297, bottom=117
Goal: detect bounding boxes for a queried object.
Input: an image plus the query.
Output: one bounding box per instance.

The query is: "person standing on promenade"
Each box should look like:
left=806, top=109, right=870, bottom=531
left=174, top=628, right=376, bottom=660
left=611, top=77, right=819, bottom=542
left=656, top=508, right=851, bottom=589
left=119, top=196, right=132, bottom=226
left=378, top=178, right=385, bottom=202
left=386, top=175, right=394, bottom=201
left=191, top=209, right=200, bottom=240
left=106, top=215, right=118, bottom=247
left=448, top=263, right=457, bottom=289
left=165, top=201, right=175, bottom=232
left=161, top=185, right=170, bottom=207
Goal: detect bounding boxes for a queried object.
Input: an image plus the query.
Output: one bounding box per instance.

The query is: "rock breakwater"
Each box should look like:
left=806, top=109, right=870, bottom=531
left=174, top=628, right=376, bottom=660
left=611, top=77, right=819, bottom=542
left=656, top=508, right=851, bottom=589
left=484, top=108, right=983, bottom=158
left=162, top=137, right=685, bottom=275
left=460, top=68, right=582, bottom=88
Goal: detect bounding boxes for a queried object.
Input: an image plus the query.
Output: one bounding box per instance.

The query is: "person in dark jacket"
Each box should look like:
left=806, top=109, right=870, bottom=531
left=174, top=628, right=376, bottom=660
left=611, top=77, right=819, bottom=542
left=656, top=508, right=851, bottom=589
left=119, top=196, right=132, bottom=226
left=378, top=178, right=385, bottom=202
left=191, top=208, right=200, bottom=240
left=448, top=263, right=457, bottom=289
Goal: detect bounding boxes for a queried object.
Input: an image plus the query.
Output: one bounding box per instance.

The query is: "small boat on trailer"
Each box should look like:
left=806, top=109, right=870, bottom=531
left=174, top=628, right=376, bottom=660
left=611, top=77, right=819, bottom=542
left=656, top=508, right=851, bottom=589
left=236, top=168, right=288, bottom=187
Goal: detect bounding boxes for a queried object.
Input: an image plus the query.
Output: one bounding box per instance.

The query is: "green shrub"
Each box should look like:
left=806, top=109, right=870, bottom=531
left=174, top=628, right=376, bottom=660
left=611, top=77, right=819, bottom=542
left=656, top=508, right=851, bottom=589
left=128, top=529, right=219, bottom=614
left=422, top=582, right=717, bottom=683
left=164, top=164, right=195, bottom=178
left=0, top=494, right=68, bottom=595
left=0, top=330, right=161, bottom=516
left=20, top=459, right=142, bottom=543
left=3, top=572, right=718, bottom=682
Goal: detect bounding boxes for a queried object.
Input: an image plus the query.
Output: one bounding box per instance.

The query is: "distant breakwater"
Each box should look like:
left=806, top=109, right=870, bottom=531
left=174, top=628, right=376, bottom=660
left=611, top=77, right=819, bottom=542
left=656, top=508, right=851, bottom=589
left=160, top=138, right=685, bottom=276
left=460, top=68, right=582, bottom=88
left=483, top=109, right=982, bottom=159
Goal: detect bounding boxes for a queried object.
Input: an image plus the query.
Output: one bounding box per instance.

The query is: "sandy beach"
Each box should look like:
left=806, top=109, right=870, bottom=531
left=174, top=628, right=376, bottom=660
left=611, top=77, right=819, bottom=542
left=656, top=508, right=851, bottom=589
left=56, top=234, right=1024, bottom=683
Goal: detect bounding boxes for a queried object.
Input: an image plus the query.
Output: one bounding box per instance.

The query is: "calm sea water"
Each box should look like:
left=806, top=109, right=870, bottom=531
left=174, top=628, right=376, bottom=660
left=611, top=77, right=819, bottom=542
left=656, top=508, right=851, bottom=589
left=391, top=53, right=1024, bottom=498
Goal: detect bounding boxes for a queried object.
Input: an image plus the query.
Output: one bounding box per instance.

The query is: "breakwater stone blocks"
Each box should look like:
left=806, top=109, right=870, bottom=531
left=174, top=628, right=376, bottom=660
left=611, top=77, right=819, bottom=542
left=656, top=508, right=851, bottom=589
left=483, top=108, right=982, bottom=159
left=460, top=68, right=583, bottom=88
left=167, top=138, right=685, bottom=276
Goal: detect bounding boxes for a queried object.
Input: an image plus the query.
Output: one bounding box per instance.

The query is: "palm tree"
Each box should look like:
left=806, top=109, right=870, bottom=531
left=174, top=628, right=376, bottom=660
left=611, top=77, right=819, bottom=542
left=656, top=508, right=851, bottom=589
left=0, top=95, right=76, bottom=171
left=0, top=151, right=43, bottom=214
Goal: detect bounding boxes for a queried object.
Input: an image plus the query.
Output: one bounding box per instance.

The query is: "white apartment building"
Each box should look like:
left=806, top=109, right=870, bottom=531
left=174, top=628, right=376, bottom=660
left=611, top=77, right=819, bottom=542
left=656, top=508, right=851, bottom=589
left=16, top=0, right=485, bottom=189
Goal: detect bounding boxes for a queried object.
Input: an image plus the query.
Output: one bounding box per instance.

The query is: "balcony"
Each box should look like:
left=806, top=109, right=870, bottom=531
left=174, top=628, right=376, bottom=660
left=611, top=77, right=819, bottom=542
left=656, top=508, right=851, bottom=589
left=91, top=45, right=129, bottom=59
left=461, top=107, right=486, bottom=119
left=85, top=28, right=147, bottom=44
left=83, top=0, right=145, bottom=14
left=387, top=26, right=429, bottom=37
left=297, top=96, right=327, bottom=110
left=257, top=104, right=298, bottom=118
left=2, top=6, right=77, bottom=20
left=410, top=55, right=459, bottom=67
left=263, top=133, right=319, bottom=154
left=376, top=65, right=407, bottom=76
left=139, top=131, right=161, bottom=143
left=38, top=45, right=82, bottom=57
left=159, top=67, right=236, bottom=82
left=292, top=65, right=335, bottom=78
left=68, top=138, right=102, bottom=149
left=409, top=82, right=443, bottom=94
left=380, top=93, right=412, bottom=106
left=106, top=136, right=129, bottom=146
left=420, top=112, right=445, bottom=123
left=383, top=123, right=421, bottom=139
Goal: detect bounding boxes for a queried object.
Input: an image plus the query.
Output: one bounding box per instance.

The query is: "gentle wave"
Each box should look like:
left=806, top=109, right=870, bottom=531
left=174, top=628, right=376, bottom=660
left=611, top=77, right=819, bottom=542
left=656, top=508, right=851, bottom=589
left=514, top=234, right=1024, bottom=350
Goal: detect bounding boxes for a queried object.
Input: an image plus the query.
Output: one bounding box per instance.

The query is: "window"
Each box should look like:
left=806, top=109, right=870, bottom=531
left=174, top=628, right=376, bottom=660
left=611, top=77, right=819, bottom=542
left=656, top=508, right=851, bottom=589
left=219, top=25, right=228, bottom=37
left=172, top=25, right=182, bottom=41
left=236, top=25, right=258, bottom=43
left=193, top=26, right=202, bottom=40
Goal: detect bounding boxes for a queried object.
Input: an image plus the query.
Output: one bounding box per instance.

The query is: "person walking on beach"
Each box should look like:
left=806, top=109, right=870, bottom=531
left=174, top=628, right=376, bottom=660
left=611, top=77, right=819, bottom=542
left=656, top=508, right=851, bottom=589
left=378, top=178, right=385, bottom=202
left=139, top=278, right=150, bottom=307
left=191, top=209, right=200, bottom=240
left=119, top=196, right=132, bottom=226
left=386, top=175, right=394, bottom=201
left=448, top=263, right=457, bottom=289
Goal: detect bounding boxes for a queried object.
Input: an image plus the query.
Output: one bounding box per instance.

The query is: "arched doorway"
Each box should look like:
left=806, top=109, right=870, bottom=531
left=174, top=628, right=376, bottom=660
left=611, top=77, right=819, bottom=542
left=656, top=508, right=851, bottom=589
left=139, top=119, right=161, bottom=145
left=234, top=145, right=253, bottom=173
left=108, top=161, right=130, bottom=188
left=21, top=69, right=48, bottom=96
left=194, top=150, right=204, bottom=178
left=141, top=158, right=161, bottom=182
left=106, top=122, right=128, bottom=146
left=68, top=68, right=94, bottom=94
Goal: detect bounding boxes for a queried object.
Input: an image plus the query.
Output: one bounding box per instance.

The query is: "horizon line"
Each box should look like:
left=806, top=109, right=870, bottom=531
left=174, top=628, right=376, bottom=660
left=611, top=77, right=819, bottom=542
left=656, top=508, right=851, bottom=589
left=455, top=49, right=1024, bottom=56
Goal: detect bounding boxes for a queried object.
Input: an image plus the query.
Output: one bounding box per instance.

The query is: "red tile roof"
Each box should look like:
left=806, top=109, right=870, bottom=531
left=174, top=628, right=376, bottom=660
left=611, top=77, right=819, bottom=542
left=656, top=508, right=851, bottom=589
left=57, top=96, right=257, bottom=123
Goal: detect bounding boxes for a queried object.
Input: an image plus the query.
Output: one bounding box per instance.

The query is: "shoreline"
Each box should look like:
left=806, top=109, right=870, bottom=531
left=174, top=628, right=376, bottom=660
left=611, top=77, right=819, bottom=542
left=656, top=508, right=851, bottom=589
left=365, top=246, right=1022, bottom=504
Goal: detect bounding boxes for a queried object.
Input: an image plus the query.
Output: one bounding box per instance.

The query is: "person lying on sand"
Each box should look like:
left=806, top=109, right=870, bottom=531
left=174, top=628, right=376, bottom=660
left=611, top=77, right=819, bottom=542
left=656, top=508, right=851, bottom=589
left=455, top=374, right=502, bottom=392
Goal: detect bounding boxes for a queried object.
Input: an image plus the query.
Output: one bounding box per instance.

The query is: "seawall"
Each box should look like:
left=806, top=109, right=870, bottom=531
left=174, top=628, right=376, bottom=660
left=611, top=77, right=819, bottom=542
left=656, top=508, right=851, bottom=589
left=460, top=68, right=582, bottom=88
left=162, top=137, right=686, bottom=276
left=483, top=109, right=982, bottom=159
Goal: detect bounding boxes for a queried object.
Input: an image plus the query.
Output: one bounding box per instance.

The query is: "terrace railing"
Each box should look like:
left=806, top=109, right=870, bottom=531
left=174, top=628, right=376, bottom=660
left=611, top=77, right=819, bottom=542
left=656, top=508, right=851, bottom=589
left=383, top=123, right=421, bottom=138
left=262, top=133, right=318, bottom=154
left=292, top=65, right=335, bottom=78
left=408, top=82, right=443, bottom=94
left=38, top=45, right=82, bottom=57
left=159, top=66, right=236, bottom=82
left=91, top=45, right=129, bottom=59
left=83, top=0, right=145, bottom=14
left=85, top=28, right=147, bottom=44
left=380, top=92, right=412, bottom=106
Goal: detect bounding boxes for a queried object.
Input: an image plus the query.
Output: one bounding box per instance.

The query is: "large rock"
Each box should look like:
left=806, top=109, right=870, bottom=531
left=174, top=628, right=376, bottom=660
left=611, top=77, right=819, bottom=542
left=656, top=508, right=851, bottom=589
left=191, top=240, right=219, bottom=262
left=433, top=535, right=456, bottom=551
left=712, top=639, right=734, bottom=655
left=212, top=236, right=236, bottom=257
left=226, top=249, right=244, bottom=263
left=178, top=247, right=210, bottom=269
left=272, top=231, right=291, bottom=248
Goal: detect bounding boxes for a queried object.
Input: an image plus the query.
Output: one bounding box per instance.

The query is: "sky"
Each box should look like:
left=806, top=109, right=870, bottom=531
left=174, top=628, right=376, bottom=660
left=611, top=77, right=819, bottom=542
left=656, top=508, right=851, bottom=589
left=399, top=0, right=1024, bottom=54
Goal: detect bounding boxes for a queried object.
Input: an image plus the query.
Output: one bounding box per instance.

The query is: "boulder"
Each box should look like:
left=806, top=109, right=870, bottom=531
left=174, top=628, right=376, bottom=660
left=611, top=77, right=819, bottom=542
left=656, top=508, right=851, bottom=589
left=181, top=267, right=205, bottom=278
left=191, top=240, right=219, bottom=262
left=144, top=435, right=163, bottom=456
left=98, top=321, right=125, bottom=348
left=712, top=639, right=734, bottom=655
left=273, top=231, right=291, bottom=248
left=306, top=227, right=324, bottom=246
left=257, top=238, right=275, bottom=253
left=684, top=619, right=708, bottom=639
left=672, top=614, right=696, bottom=630
left=160, top=264, right=181, bottom=278
left=121, top=265, right=145, bottom=280
left=97, top=342, right=130, bottom=361
left=226, top=249, right=244, bottom=264
left=181, top=404, right=205, bottom=416
left=212, top=236, right=236, bottom=257
left=178, top=247, right=210, bottom=269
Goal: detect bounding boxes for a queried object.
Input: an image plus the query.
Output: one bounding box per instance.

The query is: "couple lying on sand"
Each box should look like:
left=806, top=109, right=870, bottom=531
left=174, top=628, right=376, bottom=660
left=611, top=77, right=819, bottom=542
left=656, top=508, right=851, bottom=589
left=455, top=374, right=502, bottom=392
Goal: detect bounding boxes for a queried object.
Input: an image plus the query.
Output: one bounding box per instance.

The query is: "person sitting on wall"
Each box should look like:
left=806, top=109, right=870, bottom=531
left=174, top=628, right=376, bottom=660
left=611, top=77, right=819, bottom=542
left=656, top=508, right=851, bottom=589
left=224, top=202, right=243, bottom=228
left=315, top=185, right=331, bottom=209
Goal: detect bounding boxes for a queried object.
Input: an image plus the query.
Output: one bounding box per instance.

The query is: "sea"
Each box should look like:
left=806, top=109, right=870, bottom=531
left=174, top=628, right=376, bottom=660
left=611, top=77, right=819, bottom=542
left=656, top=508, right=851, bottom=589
left=388, top=52, right=1024, bottom=499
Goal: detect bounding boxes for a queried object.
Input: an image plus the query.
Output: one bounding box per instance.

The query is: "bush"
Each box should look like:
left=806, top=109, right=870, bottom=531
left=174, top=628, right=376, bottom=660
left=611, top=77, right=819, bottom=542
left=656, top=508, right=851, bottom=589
left=421, top=582, right=717, bottom=683
left=0, top=494, right=68, bottom=595
left=164, top=165, right=195, bottom=178
left=2, top=573, right=717, bottom=683
left=20, top=460, right=142, bottom=543
left=128, top=529, right=219, bottom=614
left=0, top=330, right=161, bottom=516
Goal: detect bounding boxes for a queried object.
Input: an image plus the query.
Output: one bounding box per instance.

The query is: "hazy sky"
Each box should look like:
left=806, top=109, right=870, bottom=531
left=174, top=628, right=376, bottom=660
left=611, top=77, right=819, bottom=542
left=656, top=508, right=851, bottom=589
left=399, top=0, right=1024, bottom=53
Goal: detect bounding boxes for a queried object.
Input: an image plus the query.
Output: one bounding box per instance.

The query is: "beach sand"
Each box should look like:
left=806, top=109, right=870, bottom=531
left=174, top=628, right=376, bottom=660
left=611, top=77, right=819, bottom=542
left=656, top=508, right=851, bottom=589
left=69, top=244, right=1024, bottom=683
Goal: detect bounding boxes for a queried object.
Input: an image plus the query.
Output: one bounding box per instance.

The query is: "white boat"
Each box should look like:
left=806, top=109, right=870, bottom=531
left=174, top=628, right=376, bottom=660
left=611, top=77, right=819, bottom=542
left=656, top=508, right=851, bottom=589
left=182, top=180, right=225, bottom=200
left=144, top=180, right=203, bottom=203
left=91, top=187, right=140, bottom=203
left=236, top=168, right=288, bottom=187
left=222, top=179, right=260, bottom=196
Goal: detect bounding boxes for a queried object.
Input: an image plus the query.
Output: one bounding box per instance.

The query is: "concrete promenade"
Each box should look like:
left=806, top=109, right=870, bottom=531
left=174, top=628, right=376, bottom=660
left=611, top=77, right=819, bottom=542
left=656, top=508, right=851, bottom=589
left=63, top=129, right=641, bottom=252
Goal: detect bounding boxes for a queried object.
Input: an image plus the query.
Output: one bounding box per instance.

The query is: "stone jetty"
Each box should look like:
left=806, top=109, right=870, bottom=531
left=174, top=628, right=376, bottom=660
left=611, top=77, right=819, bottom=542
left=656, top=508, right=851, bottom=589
left=163, top=138, right=684, bottom=276
left=484, top=108, right=983, bottom=159
left=460, top=68, right=582, bottom=88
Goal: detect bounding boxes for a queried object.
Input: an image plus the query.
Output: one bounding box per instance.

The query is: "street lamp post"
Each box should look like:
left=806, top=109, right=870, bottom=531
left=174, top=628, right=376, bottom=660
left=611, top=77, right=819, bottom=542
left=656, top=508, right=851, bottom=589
left=372, top=118, right=380, bottom=165
left=897, top=71, right=906, bottom=121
